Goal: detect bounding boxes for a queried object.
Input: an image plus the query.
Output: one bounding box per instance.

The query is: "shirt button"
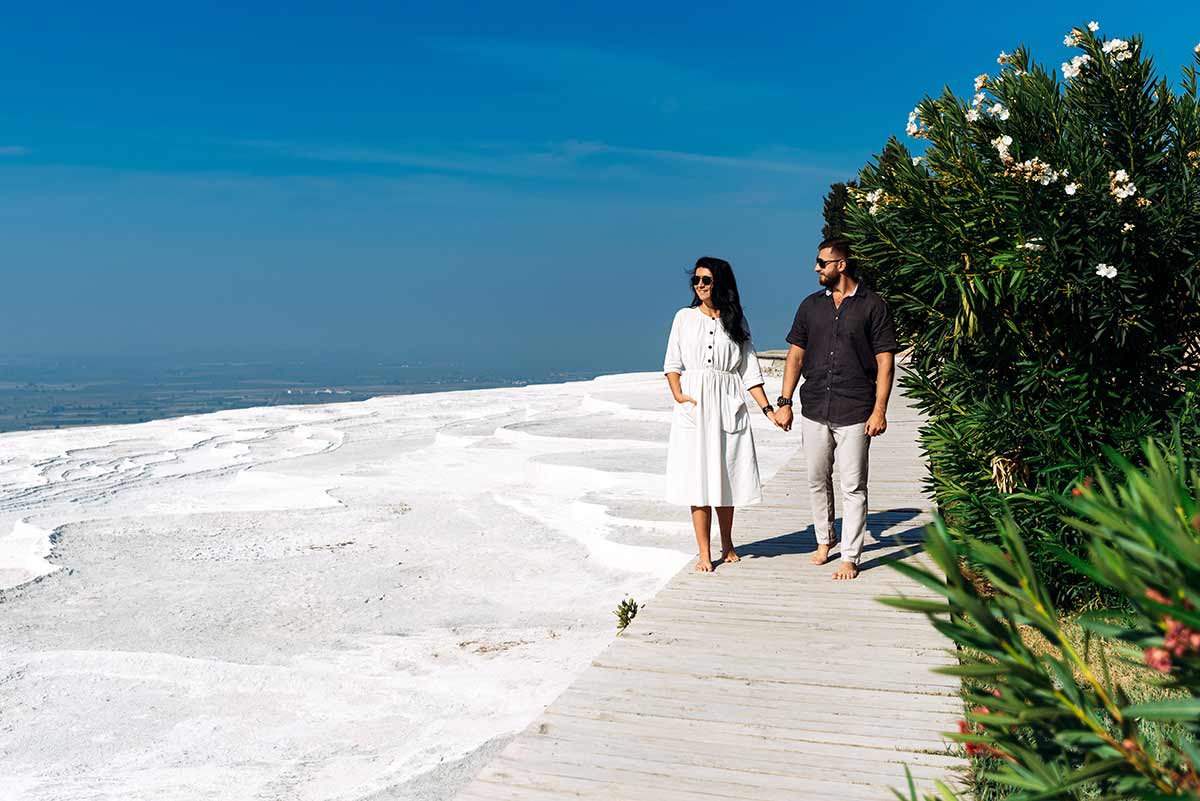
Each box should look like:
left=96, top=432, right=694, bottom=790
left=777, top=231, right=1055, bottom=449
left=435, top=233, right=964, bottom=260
left=708, top=345, right=712, bottom=349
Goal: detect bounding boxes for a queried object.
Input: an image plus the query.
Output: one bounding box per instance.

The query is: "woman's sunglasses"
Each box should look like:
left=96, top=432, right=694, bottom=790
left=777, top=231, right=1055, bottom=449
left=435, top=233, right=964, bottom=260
left=690, top=275, right=713, bottom=287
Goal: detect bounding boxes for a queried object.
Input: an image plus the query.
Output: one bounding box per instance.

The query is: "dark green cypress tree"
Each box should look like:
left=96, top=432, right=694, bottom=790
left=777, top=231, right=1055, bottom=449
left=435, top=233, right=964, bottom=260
left=820, top=180, right=857, bottom=239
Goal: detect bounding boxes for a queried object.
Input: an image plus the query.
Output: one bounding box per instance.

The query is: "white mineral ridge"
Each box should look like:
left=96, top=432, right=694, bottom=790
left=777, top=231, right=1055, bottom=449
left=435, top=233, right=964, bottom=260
left=0, top=371, right=792, bottom=801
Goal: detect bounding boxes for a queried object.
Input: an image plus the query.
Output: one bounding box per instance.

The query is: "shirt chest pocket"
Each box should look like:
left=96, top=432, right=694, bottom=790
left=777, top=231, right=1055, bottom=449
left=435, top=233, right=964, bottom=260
left=837, top=304, right=871, bottom=343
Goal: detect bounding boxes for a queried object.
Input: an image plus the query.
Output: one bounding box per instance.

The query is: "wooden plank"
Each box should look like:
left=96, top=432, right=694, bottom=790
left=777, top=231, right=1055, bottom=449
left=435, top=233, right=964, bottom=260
left=455, top=388, right=963, bottom=800
left=569, top=667, right=964, bottom=715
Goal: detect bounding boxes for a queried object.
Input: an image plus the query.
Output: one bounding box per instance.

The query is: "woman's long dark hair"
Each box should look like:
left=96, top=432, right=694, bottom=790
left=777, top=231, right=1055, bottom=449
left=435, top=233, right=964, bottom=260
left=689, top=256, right=749, bottom=345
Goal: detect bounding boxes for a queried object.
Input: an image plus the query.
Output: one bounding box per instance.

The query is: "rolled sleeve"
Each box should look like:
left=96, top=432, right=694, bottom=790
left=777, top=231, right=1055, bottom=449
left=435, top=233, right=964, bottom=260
left=738, top=338, right=765, bottom=390
left=869, top=301, right=900, bottom=354
left=663, top=313, right=684, bottom=374
left=785, top=303, right=808, bottom=348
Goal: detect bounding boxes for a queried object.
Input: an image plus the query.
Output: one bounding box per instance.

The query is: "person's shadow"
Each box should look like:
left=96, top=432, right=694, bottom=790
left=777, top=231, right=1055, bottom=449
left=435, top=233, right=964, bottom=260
left=734, top=508, right=927, bottom=573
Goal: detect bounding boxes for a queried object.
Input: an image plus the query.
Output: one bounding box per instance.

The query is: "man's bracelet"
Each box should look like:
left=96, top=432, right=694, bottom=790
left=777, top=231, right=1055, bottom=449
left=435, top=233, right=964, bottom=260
left=776, top=396, right=793, bottom=408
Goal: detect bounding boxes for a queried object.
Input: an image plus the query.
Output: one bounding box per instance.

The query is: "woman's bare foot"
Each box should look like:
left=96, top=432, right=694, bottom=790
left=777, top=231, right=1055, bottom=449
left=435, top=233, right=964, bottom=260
left=832, top=561, right=859, bottom=580
left=720, top=549, right=740, bottom=564
left=809, top=541, right=837, bottom=565
left=694, top=559, right=714, bottom=573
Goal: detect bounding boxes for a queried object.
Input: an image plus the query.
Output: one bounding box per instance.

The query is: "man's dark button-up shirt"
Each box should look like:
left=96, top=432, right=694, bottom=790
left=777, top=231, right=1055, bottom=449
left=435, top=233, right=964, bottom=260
left=786, top=284, right=899, bottom=426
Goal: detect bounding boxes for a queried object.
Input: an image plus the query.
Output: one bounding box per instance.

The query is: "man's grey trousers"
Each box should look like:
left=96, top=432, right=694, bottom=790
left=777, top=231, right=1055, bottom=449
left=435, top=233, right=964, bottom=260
left=800, top=414, right=871, bottom=565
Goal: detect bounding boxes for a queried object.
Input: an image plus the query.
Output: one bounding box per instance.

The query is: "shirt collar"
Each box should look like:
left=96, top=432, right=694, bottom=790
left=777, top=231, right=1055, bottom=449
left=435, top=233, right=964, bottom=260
left=824, top=283, right=861, bottom=298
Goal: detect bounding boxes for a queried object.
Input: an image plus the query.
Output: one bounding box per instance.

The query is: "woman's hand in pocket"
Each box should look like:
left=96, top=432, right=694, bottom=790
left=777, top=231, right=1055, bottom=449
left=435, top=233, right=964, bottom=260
left=674, top=394, right=697, bottom=406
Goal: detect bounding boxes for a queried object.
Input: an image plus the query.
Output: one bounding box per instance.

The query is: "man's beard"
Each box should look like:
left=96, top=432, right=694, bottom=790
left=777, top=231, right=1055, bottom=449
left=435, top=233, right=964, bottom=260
left=817, top=271, right=836, bottom=287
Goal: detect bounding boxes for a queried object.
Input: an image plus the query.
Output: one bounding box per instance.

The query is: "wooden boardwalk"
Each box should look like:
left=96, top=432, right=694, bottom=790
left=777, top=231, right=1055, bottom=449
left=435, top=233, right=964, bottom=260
left=457, top=391, right=964, bottom=800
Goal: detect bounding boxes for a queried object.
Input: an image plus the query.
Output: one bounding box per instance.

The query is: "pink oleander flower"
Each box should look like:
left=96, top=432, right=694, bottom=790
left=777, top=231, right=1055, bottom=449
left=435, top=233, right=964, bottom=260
left=1163, top=617, right=1200, bottom=658
left=1145, top=587, right=1173, bottom=606
left=1145, top=646, right=1173, bottom=673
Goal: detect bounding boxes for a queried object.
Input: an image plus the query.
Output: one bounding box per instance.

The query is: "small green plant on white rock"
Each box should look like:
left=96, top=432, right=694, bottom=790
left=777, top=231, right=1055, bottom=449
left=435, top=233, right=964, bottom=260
left=614, top=597, right=640, bottom=632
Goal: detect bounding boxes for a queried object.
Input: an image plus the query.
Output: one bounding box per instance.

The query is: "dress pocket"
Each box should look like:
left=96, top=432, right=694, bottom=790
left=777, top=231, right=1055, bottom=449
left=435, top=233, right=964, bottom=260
left=673, top=400, right=698, bottom=429
left=722, top=399, right=748, bottom=433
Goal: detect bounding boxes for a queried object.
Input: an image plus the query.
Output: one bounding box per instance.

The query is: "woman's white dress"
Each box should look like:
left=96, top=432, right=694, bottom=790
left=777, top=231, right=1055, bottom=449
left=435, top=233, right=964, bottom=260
left=663, top=307, right=764, bottom=507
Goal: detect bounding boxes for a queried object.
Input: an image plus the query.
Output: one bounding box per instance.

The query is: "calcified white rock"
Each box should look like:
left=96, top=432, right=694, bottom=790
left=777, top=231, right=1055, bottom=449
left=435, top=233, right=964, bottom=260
left=0, top=372, right=791, bottom=801
left=0, top=519, right=60, bottom=588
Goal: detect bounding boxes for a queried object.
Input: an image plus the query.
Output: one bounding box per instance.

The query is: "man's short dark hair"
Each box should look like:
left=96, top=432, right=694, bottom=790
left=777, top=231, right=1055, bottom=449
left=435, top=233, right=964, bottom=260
left=818, top=236, right=858, bottom=278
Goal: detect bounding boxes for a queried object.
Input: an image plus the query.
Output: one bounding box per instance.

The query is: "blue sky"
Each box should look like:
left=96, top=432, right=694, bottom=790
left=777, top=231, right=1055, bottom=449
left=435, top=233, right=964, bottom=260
left=3, top=2, right=1199, bottom=371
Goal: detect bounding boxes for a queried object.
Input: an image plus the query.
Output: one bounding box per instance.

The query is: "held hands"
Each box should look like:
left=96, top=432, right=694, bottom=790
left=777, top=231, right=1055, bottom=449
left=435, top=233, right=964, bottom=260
left=865, top=410, right=888, bottom=437
left=773, top=405, right=793, bottom=432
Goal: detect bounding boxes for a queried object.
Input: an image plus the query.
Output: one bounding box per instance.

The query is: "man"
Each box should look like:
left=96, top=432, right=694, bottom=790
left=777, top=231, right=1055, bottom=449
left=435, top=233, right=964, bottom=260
left=772, top=237, right=898, bottom=580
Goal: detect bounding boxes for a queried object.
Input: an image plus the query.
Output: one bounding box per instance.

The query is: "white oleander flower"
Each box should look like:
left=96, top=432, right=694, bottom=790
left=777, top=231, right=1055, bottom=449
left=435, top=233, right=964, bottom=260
left=1018, top=239, right=1045, bottom=252
left=1064, top=29, right=1082, bottom=47
left=1122, top=222, right=1135, bottom=233
left=1062, top=53, right=1092, bottom=80
left=1095, top=263, right=1118, bottom=279
left=988, top=103, right=1010, bottom=121
left=1102, top=38, right=1133, bottom=64
left=1065, top=182, right=1078, bottom=195
left=966, top=108, right=980, bottom=122
left=1088, top=21, right=1100, bottom=32
left=972, top=92, right=986, bottom=107
left=1109, top=169, right=1138, bottom=201
left=975, top=73, right=989, bottom=91
left=868, top=187, right=888, bottom=214
left=997, top=51, right=1011, bottom=65
left=866, top=188, right=886, bottom=215
left=1006, top=158, right=1061, bottom=185
left=906, top=108, right=929, bottom=138
left=991, top=134, right=1014, bottom=162
left=1195, top=43, right=1200, bottom=54
left=912, top=156, right=924, bottom=166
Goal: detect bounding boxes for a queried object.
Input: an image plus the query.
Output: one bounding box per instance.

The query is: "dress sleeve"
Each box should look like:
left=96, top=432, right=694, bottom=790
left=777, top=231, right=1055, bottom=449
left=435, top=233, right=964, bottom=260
left=737, top=326, right=765, bottom=391
left=663, top=312, right=685, bottom=374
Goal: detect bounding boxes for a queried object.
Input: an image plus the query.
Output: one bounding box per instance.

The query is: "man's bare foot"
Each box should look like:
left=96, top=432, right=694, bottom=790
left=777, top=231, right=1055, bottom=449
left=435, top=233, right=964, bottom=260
left=809, top=542, right=837, bottom=565
left=694, top=559, right=714, bottom=573
left=832, top=561, right=859, bottom=580
left=720, top=549, right=740, bottom=564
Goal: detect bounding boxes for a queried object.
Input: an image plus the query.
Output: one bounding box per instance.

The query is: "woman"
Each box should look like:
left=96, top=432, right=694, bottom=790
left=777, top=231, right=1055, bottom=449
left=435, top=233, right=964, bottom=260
left=663, top=257, right=775, bottom=572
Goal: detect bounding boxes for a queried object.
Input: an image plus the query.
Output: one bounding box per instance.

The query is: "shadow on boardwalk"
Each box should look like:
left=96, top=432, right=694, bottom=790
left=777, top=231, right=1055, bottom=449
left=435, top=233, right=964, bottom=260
left=740, top=508, right=927, bottom=574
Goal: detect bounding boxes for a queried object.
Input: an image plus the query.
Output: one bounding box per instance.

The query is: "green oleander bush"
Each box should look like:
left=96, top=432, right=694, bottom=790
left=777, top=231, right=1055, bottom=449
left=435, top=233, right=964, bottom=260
left=842, top=24, right=1200, bottom=606
left=889, top=436, right=1200, bottom=800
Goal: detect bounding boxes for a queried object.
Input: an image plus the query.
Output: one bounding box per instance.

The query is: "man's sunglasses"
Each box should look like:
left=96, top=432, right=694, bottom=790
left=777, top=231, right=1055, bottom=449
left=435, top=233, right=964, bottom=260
left=690, top=275, right=713, bottom=287
left=815, top=257, right=846, bottom=269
